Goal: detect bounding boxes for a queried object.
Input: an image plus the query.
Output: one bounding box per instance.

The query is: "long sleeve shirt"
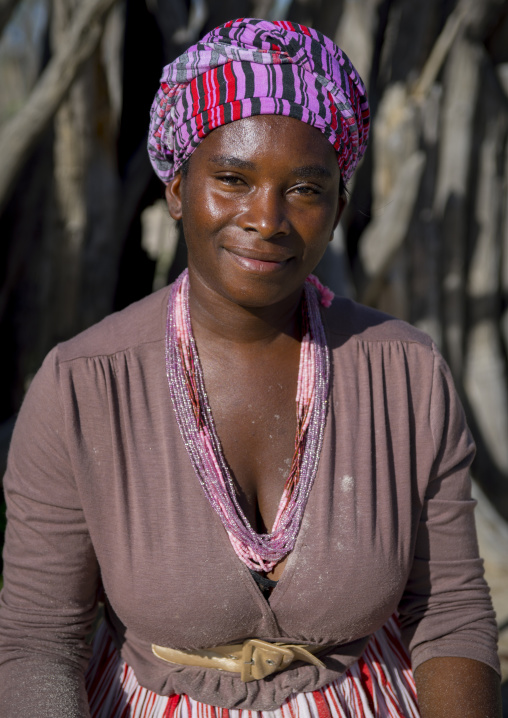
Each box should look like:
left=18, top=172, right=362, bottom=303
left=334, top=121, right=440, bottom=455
left=0, top=285, right=499, bottom=716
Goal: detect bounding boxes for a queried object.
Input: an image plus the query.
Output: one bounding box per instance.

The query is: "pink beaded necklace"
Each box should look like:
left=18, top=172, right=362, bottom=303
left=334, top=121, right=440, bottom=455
left=166, top=270, right=332, bottom=572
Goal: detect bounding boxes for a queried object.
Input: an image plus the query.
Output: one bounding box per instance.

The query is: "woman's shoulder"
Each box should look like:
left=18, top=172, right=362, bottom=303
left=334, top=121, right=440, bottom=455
left=55, top=285, right=171, bottom=364
left=325, top=295, right=435, bottom=350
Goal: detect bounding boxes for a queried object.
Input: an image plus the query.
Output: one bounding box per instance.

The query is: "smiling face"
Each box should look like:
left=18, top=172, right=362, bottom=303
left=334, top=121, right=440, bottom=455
left=165, top=114, right=345, bottom=310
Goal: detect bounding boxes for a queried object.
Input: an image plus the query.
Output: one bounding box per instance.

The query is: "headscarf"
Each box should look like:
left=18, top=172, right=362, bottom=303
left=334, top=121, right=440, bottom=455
left=148, top=18, right=369, bottom=185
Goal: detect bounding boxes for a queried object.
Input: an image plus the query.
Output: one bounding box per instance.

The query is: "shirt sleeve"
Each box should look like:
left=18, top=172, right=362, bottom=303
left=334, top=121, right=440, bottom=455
left=0, top=347, right=100, bottom=717
left=398, top=346, right=500, bottom=675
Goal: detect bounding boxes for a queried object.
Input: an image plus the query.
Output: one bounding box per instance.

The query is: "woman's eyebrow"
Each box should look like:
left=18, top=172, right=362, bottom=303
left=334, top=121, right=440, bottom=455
left=293, top=165, right=332, bottom=179
left=208, top=155, right=256, bottom=170
left=207, top=156, right=332, bottom=179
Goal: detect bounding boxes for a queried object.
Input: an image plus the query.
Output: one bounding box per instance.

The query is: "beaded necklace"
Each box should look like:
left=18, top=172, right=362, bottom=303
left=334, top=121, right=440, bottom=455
left=165, top=270, right=332, bottom=573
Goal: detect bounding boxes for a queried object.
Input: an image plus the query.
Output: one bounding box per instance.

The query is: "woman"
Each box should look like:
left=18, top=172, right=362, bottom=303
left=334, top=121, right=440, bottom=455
left=0, top=18, right=502, bottom=718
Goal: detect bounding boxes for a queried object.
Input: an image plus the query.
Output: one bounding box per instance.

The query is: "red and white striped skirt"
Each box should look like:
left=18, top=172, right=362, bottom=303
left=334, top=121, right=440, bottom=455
left=85, top=617, right=420, bottom=718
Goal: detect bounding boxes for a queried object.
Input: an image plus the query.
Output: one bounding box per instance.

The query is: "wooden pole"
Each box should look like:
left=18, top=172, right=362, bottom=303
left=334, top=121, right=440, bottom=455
left=0, top=0, right=117, bottom=217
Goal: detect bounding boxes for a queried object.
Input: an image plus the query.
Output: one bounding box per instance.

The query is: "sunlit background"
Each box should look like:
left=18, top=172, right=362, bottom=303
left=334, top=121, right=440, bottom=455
left=1, top=0, right=508, bottom=704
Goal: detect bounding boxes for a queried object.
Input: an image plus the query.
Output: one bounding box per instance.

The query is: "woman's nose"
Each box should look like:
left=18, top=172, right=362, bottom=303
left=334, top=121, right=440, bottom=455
left=238, top=188, right=290, bottom=239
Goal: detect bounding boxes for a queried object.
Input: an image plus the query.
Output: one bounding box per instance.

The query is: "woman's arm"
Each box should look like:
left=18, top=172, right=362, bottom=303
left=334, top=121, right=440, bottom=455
left=398, top=347, right=501, bottom=710
left=414, top=657, right=502, bottom=718
left=0, top=348, right=99, bottom=717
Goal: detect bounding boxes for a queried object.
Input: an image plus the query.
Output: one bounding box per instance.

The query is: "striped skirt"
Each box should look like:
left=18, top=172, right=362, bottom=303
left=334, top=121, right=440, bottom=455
left=85, top=617, right=420, bottom=718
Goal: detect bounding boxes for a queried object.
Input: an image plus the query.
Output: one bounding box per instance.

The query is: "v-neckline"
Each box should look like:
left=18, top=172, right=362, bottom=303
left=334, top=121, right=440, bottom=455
left=241, top=481, right=317, bottom=609
left=166, top=271, right=331, bottom=577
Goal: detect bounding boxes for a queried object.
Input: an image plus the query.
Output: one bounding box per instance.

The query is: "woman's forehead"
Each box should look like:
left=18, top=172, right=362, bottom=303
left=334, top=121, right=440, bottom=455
left=191, top=115, right=340, bottom=176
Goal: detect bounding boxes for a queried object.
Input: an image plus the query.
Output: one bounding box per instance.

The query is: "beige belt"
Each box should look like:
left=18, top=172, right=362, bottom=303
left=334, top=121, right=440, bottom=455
left=152, top=639, right=328, bottom=682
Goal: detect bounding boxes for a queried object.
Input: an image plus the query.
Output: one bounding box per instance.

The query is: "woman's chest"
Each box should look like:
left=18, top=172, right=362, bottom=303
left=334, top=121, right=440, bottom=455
left=198, top=342, right=301, bottom=533
left=75, top=380, right=423, bottom=650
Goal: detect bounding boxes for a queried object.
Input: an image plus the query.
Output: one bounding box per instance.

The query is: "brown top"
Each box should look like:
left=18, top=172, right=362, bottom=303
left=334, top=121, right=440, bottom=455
left=0, top=285, right=499, bottom=717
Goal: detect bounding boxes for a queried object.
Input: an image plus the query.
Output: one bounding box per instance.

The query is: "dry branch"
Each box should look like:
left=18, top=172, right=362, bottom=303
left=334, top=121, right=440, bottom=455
left=0, top=0, right=117, bottom=217
left=411, top=0, right=508, bottom=103
left=360, top=151, right=425, bottom=306
left=410, top=1, right=469, bottom=102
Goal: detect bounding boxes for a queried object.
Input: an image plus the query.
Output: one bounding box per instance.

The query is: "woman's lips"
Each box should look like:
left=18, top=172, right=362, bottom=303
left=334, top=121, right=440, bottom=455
left=226, top=249, right=292, bottom=273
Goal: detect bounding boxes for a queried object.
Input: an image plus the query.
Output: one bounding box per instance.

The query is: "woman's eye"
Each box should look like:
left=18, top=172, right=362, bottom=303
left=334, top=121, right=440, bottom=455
left=216, top=174, right=244, bottom=186
left=291, top=184, right=320, bottom=196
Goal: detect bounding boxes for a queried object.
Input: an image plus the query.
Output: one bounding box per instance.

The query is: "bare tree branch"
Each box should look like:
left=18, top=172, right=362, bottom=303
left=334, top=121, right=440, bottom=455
left=411, top=0, right=508, bottom=102
left=410, top=1, right=469, bottom=102
left=360, top=151, right=426, bottom=306
left=0, top=0, right=118, bottom=217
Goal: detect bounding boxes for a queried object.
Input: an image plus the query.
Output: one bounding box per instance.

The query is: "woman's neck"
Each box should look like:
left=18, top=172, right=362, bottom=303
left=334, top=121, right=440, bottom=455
left=187, top=271, right=303, bottom=348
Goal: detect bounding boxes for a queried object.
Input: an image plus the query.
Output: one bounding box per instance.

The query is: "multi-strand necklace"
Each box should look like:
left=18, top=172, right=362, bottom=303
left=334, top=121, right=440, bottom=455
left=165, top=270, right=332, bottom=573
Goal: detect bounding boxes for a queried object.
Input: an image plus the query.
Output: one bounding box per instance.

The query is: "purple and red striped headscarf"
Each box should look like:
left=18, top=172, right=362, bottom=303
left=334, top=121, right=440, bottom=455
left=148, top=18, right=370, bottom=185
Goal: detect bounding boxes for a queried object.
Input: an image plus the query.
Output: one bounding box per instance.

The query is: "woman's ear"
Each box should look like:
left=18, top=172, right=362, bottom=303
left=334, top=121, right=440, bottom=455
left=165, top=173, right=183, bottom=220
left=331, top=195, right=347, bottom=239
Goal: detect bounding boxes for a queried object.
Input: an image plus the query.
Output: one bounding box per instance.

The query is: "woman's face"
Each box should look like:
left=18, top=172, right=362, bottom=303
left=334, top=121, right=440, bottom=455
left=166, top=114, right=345, bottom=309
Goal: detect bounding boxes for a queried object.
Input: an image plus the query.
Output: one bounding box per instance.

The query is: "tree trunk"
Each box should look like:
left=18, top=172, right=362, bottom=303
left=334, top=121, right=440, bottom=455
left=0, top=0, right=117, bottom=216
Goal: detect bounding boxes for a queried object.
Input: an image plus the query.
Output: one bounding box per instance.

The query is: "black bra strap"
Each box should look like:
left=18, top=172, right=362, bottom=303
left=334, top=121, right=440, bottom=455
left=249, top=569, right=278, bottom=593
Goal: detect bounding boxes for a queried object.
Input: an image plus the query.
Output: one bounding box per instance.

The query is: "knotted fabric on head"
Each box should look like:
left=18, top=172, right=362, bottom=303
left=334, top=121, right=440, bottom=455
left=148, top=18, right=370, bottom=185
